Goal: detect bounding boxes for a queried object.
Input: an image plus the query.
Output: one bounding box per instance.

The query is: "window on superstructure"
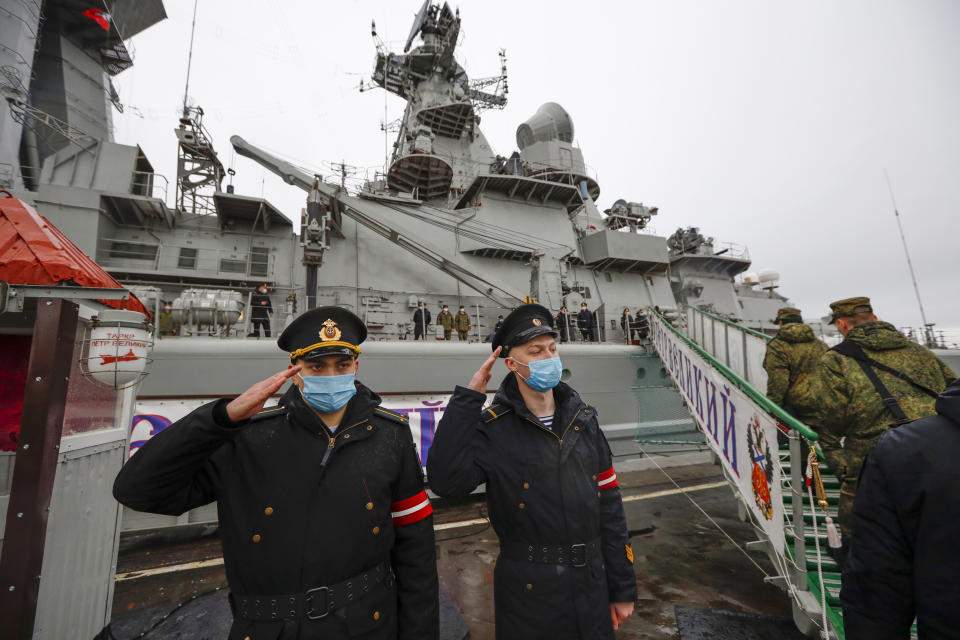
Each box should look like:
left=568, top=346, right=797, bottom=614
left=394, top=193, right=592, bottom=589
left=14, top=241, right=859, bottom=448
left=108, top=241, right=158, bottom=262
left=178, top=247, right=198, bottom=269
left=219, top=259, right=246, bottom=273
left=249, top=246, right=270, bottom=277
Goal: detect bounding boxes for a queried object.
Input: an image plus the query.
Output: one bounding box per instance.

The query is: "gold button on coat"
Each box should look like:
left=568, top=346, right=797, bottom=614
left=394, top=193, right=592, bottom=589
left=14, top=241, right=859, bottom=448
left=525, top=583, right=533, bottom=590
left=366, top=425, right=373, bottom=431
left=574, top=426, right=580, bottom=431
left=518, top=503, right=525, bottom=509
left=252, top=534, right=261, bottom=543
left=344, top=433, right=351, bottom=439
left=373, top=610, right=381, bottom=621
left=523, top=482, right=529, bottom=489
left=372, top=526, right=381, bottom=535
left=366, top=502, right=374, bottom=511
left=264, top=507, right=274, bottom=515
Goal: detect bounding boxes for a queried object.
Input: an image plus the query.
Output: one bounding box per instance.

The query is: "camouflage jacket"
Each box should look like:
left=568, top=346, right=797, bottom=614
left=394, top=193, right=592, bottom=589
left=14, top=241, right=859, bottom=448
left=808, top=321, right=956, bottom=480
left=762, top=323, right=827, bottom=416
left=454, top=312, right=471, bottom=331
left=437, top=311, right=454, bottom=330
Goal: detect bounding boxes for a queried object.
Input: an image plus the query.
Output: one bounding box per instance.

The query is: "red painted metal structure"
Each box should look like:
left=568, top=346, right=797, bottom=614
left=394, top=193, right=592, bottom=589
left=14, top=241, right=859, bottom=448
left=0, top=192, right=146, bottom=451
left=0, top=193, right=148, bottom=315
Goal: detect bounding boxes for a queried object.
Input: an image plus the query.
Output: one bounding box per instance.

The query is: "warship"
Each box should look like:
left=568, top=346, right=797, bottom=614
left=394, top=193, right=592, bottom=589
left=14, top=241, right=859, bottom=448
left=1, top=1, right=957, bottom=638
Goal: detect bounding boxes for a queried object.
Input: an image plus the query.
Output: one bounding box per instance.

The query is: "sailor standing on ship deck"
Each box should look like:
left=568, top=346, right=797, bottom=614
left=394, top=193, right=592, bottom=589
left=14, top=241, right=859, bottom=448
left=412, top=300, right=431, bottom=341
left=577, top=303, right=593, bottom=342
left=454, top=305, right=471, bottom=341
left=113, top=307, right=439, bottom=640
left=555, top=306, right=571, bottom=343
left=428, top=304, right=638, bottom=640
left=437, top=305, right=453, bottom=341
left=248, top=283, right=274, bottom=338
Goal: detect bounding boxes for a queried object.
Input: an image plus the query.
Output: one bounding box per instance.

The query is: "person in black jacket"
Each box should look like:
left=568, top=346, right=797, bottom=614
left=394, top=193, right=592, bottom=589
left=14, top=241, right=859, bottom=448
left=412, top=301, right=431, bottom=340
left=428, top=304, right=637, bottom=640
left=577, top=303, right=592, bottom=342
left=840, top=377, right=960, bottom=639
left=113, top=307, right=439, bottom=640
left=555, top=306, right=570, bottom=343
left=248, top=283, right=274, bottom=338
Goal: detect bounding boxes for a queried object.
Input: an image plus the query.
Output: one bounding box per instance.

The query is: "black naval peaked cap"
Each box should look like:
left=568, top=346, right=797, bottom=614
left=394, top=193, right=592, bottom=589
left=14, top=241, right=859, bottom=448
left=492, top=303, right=558, bottom=358
left=278, top=306, right=367, bottom=361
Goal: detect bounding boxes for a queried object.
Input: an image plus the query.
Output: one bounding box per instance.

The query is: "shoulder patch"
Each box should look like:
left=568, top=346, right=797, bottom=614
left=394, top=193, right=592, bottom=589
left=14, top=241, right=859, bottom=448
left=373, top=406, right=409, bottom=425
left=249, top=405, right=287, bottom=422
left=482, top=404, right=513, bottom=423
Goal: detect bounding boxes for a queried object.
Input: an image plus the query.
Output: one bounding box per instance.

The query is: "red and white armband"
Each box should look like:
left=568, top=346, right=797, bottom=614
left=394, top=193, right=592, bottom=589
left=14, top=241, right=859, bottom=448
left=390, top=490, right=433, bottom=526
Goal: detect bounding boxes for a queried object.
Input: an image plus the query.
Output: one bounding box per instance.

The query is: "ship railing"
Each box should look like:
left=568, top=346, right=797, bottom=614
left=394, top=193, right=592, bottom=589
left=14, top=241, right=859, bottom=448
left=0, top=163, right=45, bottom=190
left=684, top=305, right=771, bottom=390
left=649, top=307, right=846, bottom=639
left=95, top=236, right=276, bottom=280
left=129, top=170, right=169, bottom=202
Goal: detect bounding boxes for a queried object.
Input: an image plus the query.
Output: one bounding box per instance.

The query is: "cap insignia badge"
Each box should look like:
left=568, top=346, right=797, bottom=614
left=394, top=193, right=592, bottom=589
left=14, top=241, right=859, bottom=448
left=320, top=319, right=342, bottom=342
left=532, top=318, right=542, bottom=327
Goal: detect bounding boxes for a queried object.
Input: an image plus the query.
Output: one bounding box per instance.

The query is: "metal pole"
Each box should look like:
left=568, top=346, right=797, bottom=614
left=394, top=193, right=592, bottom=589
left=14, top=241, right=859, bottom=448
left=475, top=304, right=481, bottom=342
left=0, top=298, right=79, bottom=638
left=789, top=432, right=808, bottom=589
left=885, top=170, right=931, bottom=345
left=244, top=291, right=252, bottom=337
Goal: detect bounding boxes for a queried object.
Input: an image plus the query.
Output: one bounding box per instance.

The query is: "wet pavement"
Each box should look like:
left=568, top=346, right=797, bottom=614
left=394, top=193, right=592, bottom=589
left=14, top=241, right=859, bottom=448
left=433, top=462, right=793, bottom=639
left=111, top=462, right=795, bottom=639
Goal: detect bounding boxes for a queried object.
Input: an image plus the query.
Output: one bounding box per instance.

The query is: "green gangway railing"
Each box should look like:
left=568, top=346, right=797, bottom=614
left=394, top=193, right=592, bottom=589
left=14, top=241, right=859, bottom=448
left=650, top=307, right=846, bottom=639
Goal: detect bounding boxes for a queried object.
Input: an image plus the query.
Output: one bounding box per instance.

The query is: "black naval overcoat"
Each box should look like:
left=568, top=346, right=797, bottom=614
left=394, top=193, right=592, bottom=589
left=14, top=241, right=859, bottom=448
left=427, top=376, right=638, bottom=640
left=113, top=383, right=439, bottom=640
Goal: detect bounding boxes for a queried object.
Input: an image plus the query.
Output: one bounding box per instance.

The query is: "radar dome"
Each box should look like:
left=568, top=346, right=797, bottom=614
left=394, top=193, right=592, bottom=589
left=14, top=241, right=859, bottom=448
left=758, top=269, right=780, bottom=284
left=516, top=102, right=574, bottom=149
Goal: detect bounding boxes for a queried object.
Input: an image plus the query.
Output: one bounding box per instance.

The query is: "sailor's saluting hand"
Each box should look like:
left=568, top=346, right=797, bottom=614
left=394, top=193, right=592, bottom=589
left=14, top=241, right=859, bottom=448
left=226, top=365, right=301, bottom=421
left=468, top=346, right=501, bottom=393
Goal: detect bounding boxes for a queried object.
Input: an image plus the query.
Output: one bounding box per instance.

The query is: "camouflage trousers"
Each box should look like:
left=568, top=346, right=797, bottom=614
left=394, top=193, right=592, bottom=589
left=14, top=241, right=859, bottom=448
left=824, top=435, right=881, bottom=540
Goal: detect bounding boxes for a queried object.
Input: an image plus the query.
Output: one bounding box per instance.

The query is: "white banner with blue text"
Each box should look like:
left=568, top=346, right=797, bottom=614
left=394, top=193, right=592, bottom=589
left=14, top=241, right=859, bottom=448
left=650, top=314, right=785, bottom=552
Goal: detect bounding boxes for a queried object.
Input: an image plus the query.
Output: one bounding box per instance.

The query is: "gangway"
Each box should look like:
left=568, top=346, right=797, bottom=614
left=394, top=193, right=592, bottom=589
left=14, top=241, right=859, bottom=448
left=645, top=306, right=919, bottom=639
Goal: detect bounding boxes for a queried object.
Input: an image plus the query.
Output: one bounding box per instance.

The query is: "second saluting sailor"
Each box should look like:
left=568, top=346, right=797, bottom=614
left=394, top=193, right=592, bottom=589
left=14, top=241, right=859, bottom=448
left=113, top=307, right=439, bottom=640
left=428, top=304, right=638, bottom=640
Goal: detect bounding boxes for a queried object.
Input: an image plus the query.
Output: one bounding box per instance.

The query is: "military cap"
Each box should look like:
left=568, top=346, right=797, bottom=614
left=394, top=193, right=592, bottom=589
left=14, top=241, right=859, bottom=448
left=828, top=296, right=873, bottom=324
left=773, top=307, right=803, bottom=324
left=278, top=306, right=366, bottom=361
left=492, top=303, right=558, bottom=358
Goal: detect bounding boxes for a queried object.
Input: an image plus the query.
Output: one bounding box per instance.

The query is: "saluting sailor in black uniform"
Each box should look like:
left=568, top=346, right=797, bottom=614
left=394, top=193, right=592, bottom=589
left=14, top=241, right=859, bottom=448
left=113, top=307, right=439, bottom=640
left=428, top=304, right=637, bottom=640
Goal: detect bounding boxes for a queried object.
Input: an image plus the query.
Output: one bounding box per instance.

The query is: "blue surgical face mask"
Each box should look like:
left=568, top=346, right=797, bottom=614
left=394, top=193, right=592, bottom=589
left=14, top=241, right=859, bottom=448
left=299, top=373, right=357, bottom=413
left=511, top=356, right=563, bottom=392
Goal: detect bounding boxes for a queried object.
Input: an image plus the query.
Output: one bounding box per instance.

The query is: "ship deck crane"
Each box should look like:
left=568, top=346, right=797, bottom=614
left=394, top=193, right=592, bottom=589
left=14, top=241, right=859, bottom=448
left=230, top=136, right=526, bottom=309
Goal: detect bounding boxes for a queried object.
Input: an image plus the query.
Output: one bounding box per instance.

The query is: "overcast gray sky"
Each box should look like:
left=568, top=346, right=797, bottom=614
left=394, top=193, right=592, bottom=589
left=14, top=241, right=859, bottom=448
left=114, top=0, right=960, bottom=335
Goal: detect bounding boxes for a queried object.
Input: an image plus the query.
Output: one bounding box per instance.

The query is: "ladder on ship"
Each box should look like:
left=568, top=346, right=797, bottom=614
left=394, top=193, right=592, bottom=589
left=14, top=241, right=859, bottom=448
left=646, top=306, right=919, bottom=640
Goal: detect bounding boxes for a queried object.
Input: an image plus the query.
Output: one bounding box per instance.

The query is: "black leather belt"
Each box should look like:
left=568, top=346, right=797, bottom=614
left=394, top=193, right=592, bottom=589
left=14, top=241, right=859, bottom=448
left=233, top=562, right=393, bottom=621
left=500, top=539, right=601, bottom=567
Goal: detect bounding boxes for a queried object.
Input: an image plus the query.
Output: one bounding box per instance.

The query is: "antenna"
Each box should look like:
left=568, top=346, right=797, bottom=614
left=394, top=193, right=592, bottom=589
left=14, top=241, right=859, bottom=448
left=182, top=0, right=200, bottom=114
left=884, top=169, right=934, bottom=346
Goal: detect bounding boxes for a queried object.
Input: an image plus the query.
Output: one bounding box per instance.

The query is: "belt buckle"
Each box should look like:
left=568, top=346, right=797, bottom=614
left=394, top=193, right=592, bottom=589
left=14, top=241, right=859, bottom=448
left=305, top=586, right=329, bottom=620
left=570, top=543, right=587, bottom=568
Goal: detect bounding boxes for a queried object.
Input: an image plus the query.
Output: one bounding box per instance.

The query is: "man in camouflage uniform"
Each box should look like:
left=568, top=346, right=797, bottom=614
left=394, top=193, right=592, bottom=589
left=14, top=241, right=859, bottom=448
left=807, top=297, right=956, bottom=543
left=437, top=305, right=453, bottom=340
left=762, top=307, right=827, bottom=421
left=454, top=305, right=471, bottom=341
